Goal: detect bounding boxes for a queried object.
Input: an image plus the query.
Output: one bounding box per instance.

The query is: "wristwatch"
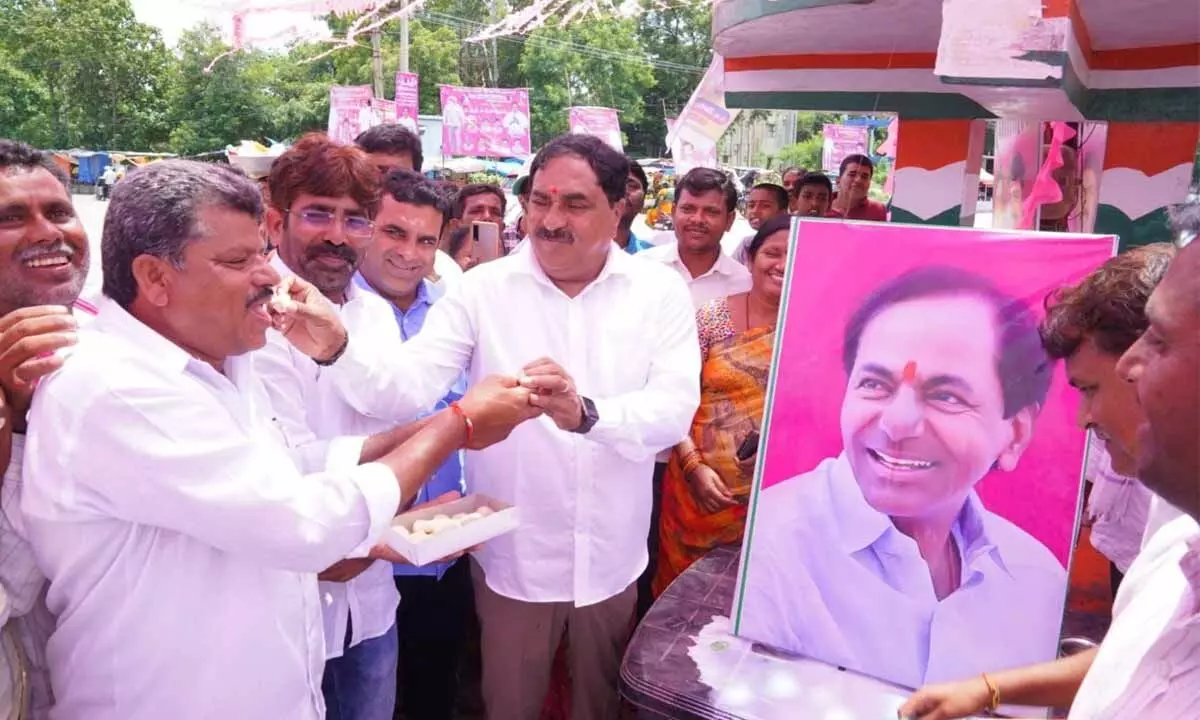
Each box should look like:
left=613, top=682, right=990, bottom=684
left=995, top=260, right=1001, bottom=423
left=571, top=396, right=599, bottom=434
left=314, top=332, right=349, bottom=367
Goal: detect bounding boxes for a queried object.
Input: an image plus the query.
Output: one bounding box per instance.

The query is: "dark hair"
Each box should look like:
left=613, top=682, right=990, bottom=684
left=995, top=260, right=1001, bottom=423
left=842, top=266, right=1053, bottom=419
left=751, top=183, right=789, bottom=210
left=795, top=173, right=834, bottom=196
left=781, top=166, right=806, bottom=181
left=745, top=214, right=793, bottom=259
left=674, top=167, right=738, bottom=213
left=1041, top=243, right=1176, bottom=358
left=268, top=133, right=380, bottom=218
left=447, top=226, right=472, bottom=258
left=838, top=154, right=874, bottom=177
left=528, top=134, right=629, bottom=205
left=0, top=140, right=70, bottom=189
left=627, top=155, right=648, bottom=191
left=382, top=169, right=452, bottom=228
left=103, top=160, right=263, bottom=308
left=452, top=183, right=506, bottom=220
left=355, top=123, right=424, bottom=172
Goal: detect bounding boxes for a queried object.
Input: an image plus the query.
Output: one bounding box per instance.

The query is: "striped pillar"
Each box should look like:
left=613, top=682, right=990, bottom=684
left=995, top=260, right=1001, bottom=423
left=890, top=119, right=987, bottom=226
left=1095, top=122, right=1199, bottom=251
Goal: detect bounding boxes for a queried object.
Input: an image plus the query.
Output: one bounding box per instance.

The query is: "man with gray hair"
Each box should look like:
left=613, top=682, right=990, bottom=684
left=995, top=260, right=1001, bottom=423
left=18, top=159, right=538, bottom=719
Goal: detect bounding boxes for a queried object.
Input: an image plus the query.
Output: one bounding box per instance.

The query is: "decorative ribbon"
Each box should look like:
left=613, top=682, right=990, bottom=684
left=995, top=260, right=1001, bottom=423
left=1020, top=121, right=1076, bottom=230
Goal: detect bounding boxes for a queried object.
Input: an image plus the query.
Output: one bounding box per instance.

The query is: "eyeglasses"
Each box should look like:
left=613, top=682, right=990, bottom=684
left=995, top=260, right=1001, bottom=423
left=288, top=208, right=375, bottom=238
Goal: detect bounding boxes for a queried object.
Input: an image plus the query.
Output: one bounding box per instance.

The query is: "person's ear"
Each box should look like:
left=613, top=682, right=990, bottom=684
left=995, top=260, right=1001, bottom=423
left=265, top=207, right=286, bottom=247
left=131, top=254, right=175, bottom=308
left=995, top=405, right=1039, bottom=471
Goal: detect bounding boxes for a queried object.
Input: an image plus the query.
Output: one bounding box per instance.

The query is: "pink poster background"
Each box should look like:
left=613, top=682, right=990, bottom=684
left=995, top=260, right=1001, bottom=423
left=821, top=124, right=870, bottom=173
left=568, top=106, right=623, bottom=152
left=439, top=86, right=531, bottom=158
left=370, top=98, right=397, bottom=125
left=328, top=85, right=373, bottom=145
left=759, top=221, right=1115, bottom=564
left=395, top=72, right=420, bottom=133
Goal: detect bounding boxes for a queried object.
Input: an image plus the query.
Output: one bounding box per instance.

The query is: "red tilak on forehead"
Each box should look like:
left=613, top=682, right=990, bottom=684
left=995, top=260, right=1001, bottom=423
left=901, top=361, right=918, bottom=384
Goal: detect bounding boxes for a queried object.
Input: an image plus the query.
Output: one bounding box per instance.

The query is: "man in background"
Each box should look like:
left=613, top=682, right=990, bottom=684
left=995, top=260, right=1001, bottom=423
left=733, top=182, right=789, bottom=264
left=356, top=123, right=423, bottom=175
left=355, top=169, right=473, bottom=720
left=614, top=157, right=651, bottom=254
left=793, top=173, right=834, bottom=218
left=830, top=154, right=888, bottom=221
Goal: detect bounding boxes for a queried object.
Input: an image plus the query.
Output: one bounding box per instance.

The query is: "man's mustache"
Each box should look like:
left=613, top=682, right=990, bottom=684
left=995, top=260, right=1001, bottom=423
left=535, top=228, right=575, bottom=244
left=305, top=242, right=358, bottom=265
left=245, top=286, right=273, bottom=308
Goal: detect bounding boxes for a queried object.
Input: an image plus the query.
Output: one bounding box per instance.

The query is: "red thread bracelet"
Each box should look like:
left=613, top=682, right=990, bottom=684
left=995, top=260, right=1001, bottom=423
left=450, top=401, right=474, bottom=447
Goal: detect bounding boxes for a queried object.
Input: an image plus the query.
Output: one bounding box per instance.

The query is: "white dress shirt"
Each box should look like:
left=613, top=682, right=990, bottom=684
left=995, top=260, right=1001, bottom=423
left=1084, top=437, right=1153, bottom=573
left=433, top=249, right=463, bottom=288
left=638, top=240, right=753, bottom=309
left=20, top=298, right=401, bottom=720
left=738, top=455, right=1066, bottom=690
left=1070, top=510, right=1200, bottom=719
left=256, top=257, right=403, bottom=659
left=325, top=242, right=701, bottom=606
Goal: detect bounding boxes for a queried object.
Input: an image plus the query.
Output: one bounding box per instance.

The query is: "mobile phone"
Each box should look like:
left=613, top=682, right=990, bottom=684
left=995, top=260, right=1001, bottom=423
left=736, top=430, right=761, bottom=462
left=472, top=221, right=502, bottom=264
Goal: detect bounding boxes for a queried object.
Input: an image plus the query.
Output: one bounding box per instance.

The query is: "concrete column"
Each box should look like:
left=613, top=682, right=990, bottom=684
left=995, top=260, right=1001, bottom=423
left=890, top=119, right=987, bottom=226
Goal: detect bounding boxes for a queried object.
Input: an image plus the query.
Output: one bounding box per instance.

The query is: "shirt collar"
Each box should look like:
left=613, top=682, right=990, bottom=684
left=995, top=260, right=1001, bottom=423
left=662, top=241, right=740, bottom=281
left=511, top=238, right=636, bottom=291
left=353, top=273, right=438, bottom=310
left=1180, top=534, right=1200, bottom=601
left=826, top=453, right=1012, bottom=578
left=91, top=296, right=208, bottom=376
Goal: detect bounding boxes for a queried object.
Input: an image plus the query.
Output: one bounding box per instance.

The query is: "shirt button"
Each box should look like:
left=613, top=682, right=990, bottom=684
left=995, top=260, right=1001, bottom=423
left=324, top=592, right=333, bottom=606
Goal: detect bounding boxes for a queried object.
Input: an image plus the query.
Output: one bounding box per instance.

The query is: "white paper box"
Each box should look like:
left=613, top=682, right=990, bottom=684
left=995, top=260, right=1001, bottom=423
left=382, top=494, right=519, bottom=567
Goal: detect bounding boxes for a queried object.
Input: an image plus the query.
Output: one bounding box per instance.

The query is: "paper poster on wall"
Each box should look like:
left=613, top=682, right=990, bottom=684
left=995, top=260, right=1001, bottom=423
left=395, top=72, right=420, bottom=134
left=440, top=86, right=531, bottom=158
left=733, top=220, right=1115, bottom=694
left=568, top=107, right=623, bottom=152
left=327, top=85, right=374, bottom=144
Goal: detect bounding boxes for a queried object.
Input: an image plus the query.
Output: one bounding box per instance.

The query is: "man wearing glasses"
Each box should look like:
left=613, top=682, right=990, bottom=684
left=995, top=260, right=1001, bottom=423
left=256, top=133, right=405, bottom=720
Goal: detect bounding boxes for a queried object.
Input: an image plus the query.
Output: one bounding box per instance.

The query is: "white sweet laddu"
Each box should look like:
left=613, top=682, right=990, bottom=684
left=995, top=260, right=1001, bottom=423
left=396, top=506, right=496, bottom=543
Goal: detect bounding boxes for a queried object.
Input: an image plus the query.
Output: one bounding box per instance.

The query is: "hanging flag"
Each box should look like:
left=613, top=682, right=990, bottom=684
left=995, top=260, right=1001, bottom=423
left=568, top=107, right=623, bottom=152
left=395, top=72, right=420, bottom=134
left=440, top=86, right=531, bottom=158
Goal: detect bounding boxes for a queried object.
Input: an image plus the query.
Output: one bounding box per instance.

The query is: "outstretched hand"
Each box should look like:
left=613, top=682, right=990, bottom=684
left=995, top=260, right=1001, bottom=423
left=269, top=275, right=348, bottom=363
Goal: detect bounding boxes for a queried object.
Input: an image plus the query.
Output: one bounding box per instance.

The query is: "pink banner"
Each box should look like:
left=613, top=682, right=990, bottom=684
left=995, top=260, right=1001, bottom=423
left=568, top=107, right=623, bottom=152
left=370, top=98, right=397, bottom=125
left=439, top=86, right=531, bottom=158
left=735, top=220, right=1116, bottom=692
left=327, top=85, right=373, bottom=144
left=395, top=71, right=420, bottom=134
left=821, top=124, right=870, bottom=173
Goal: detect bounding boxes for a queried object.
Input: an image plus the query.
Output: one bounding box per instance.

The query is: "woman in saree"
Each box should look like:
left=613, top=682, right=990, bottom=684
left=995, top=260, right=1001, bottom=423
left=653, top=214, right=791, bottom=596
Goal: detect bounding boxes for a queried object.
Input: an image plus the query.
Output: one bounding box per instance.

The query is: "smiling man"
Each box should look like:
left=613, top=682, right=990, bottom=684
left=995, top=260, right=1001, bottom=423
left=740, top=265, right=1065, bottom=691
left=0, top=139, right=92, bottom=719
left=830, top=153, right=888, bottom=221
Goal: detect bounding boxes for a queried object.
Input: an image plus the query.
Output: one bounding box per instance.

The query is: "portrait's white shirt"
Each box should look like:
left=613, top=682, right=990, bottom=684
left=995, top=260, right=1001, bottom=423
left=256, top=257, right=405, bottom=658
left=1070, top=510, right=1200, bottom=719
left=325, top=241, right=701, bottom=606
left=638, top=240, right=752, bottom=310
left=20, top=298, right=401, bottom=720
left=739, top=454, right=1066, bottom=690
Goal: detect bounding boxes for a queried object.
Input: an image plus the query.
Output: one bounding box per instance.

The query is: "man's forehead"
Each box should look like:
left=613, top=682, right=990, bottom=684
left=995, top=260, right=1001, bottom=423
left=532, top=155, right=599, bottom=193
left=678, top=188, right=726, bottom=207
left=293, top=193, right=364, bottom=212
left=380, top=198, right=442, bottom=226
left=466, top=193, right=502, bottom=207
left=0, top=166, right=70, bottom=203
left=858, top=297, right=999, bottom=369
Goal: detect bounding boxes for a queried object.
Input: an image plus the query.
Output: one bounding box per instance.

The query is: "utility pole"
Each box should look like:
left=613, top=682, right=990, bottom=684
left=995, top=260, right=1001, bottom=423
left=399, top=0, right=410, bottom=73
left=370, top=28, right=385, bottom=98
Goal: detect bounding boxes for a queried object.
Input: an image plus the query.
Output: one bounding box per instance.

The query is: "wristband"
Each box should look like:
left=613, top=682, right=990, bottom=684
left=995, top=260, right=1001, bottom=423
left=450, top=402, right=474, bottom=447
left=980, top=673, right=1000, bottom=711
left=314, top=332, right=349, bottom=367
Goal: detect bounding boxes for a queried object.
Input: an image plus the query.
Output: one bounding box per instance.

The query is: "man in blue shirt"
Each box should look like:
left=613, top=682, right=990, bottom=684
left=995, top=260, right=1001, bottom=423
left=355, top=169, right=471, bottom=720
left=614, top=155, right=653, bottom=254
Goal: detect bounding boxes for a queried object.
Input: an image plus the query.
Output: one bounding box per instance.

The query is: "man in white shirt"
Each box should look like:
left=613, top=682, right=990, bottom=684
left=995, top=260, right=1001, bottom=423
left=19, top=159, right=536, bottom=720
left=637, top=166, right=751, bottom=615
left=316, top=133, right=701, bottom=719
left=897, top=243, right=1183, bottom=719
left=741, top=266, right=1066, bottom=691
left=254, top=133, right=416, bottom=720
left=0, top=139, right=94, bottom=719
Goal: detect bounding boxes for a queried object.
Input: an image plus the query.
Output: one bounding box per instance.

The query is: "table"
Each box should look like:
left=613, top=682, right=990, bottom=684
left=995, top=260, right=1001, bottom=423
left=620, top=545, right=996, bottom=720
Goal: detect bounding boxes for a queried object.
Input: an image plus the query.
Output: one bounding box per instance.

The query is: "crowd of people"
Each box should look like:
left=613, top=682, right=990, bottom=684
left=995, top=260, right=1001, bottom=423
left=0, top=120, right=1197, bottom=720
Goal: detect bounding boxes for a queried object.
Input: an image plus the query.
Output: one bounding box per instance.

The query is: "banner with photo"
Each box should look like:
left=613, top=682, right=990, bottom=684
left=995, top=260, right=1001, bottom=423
left=822, top=124, right=871, bottom=173
left=667, top=54, right=738, bottom=158
left=440, top=86, right=531, bottom=158
left=568, top=106, right=623, bottom=152
left=327, top=85, right=373, bottom=144
left=370, top=98, right=397, bottom=125
left=395, top=71, right=420, bottom=134
left=733, top=220, right=1115, bottom=697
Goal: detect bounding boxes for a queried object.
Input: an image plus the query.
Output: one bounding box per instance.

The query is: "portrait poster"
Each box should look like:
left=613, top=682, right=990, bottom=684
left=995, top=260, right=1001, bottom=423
left=821, top=124, right=870, bottom=173
left=439, top=86, right=531, bottom=158
left=733, top=220, right=1116, bottom=696
left=395, top=71, right=420, bottom=134
left=568, top=106, right=623, bottom=152
left=992, top=119, right=1042, bottom=230
left=369, top=98, right=397, bottom=126
left=327, top=85, right=373, bottom=145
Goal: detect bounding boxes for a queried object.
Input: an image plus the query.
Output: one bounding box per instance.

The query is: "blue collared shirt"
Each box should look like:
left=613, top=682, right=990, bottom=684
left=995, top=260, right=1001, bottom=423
left=353, top=274, right=466, bottom=580
left=622, top=231, right=652, bottom=254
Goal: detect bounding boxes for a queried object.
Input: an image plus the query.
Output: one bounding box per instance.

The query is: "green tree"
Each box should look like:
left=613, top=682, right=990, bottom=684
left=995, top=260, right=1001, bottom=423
left=519, top=17, right=655, bottom=147
left=628, top=2, right=711, bottom=156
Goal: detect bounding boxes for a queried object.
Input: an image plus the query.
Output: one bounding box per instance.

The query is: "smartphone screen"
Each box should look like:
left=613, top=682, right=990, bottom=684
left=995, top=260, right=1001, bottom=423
left=472, top=221, right=502, bottom=264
